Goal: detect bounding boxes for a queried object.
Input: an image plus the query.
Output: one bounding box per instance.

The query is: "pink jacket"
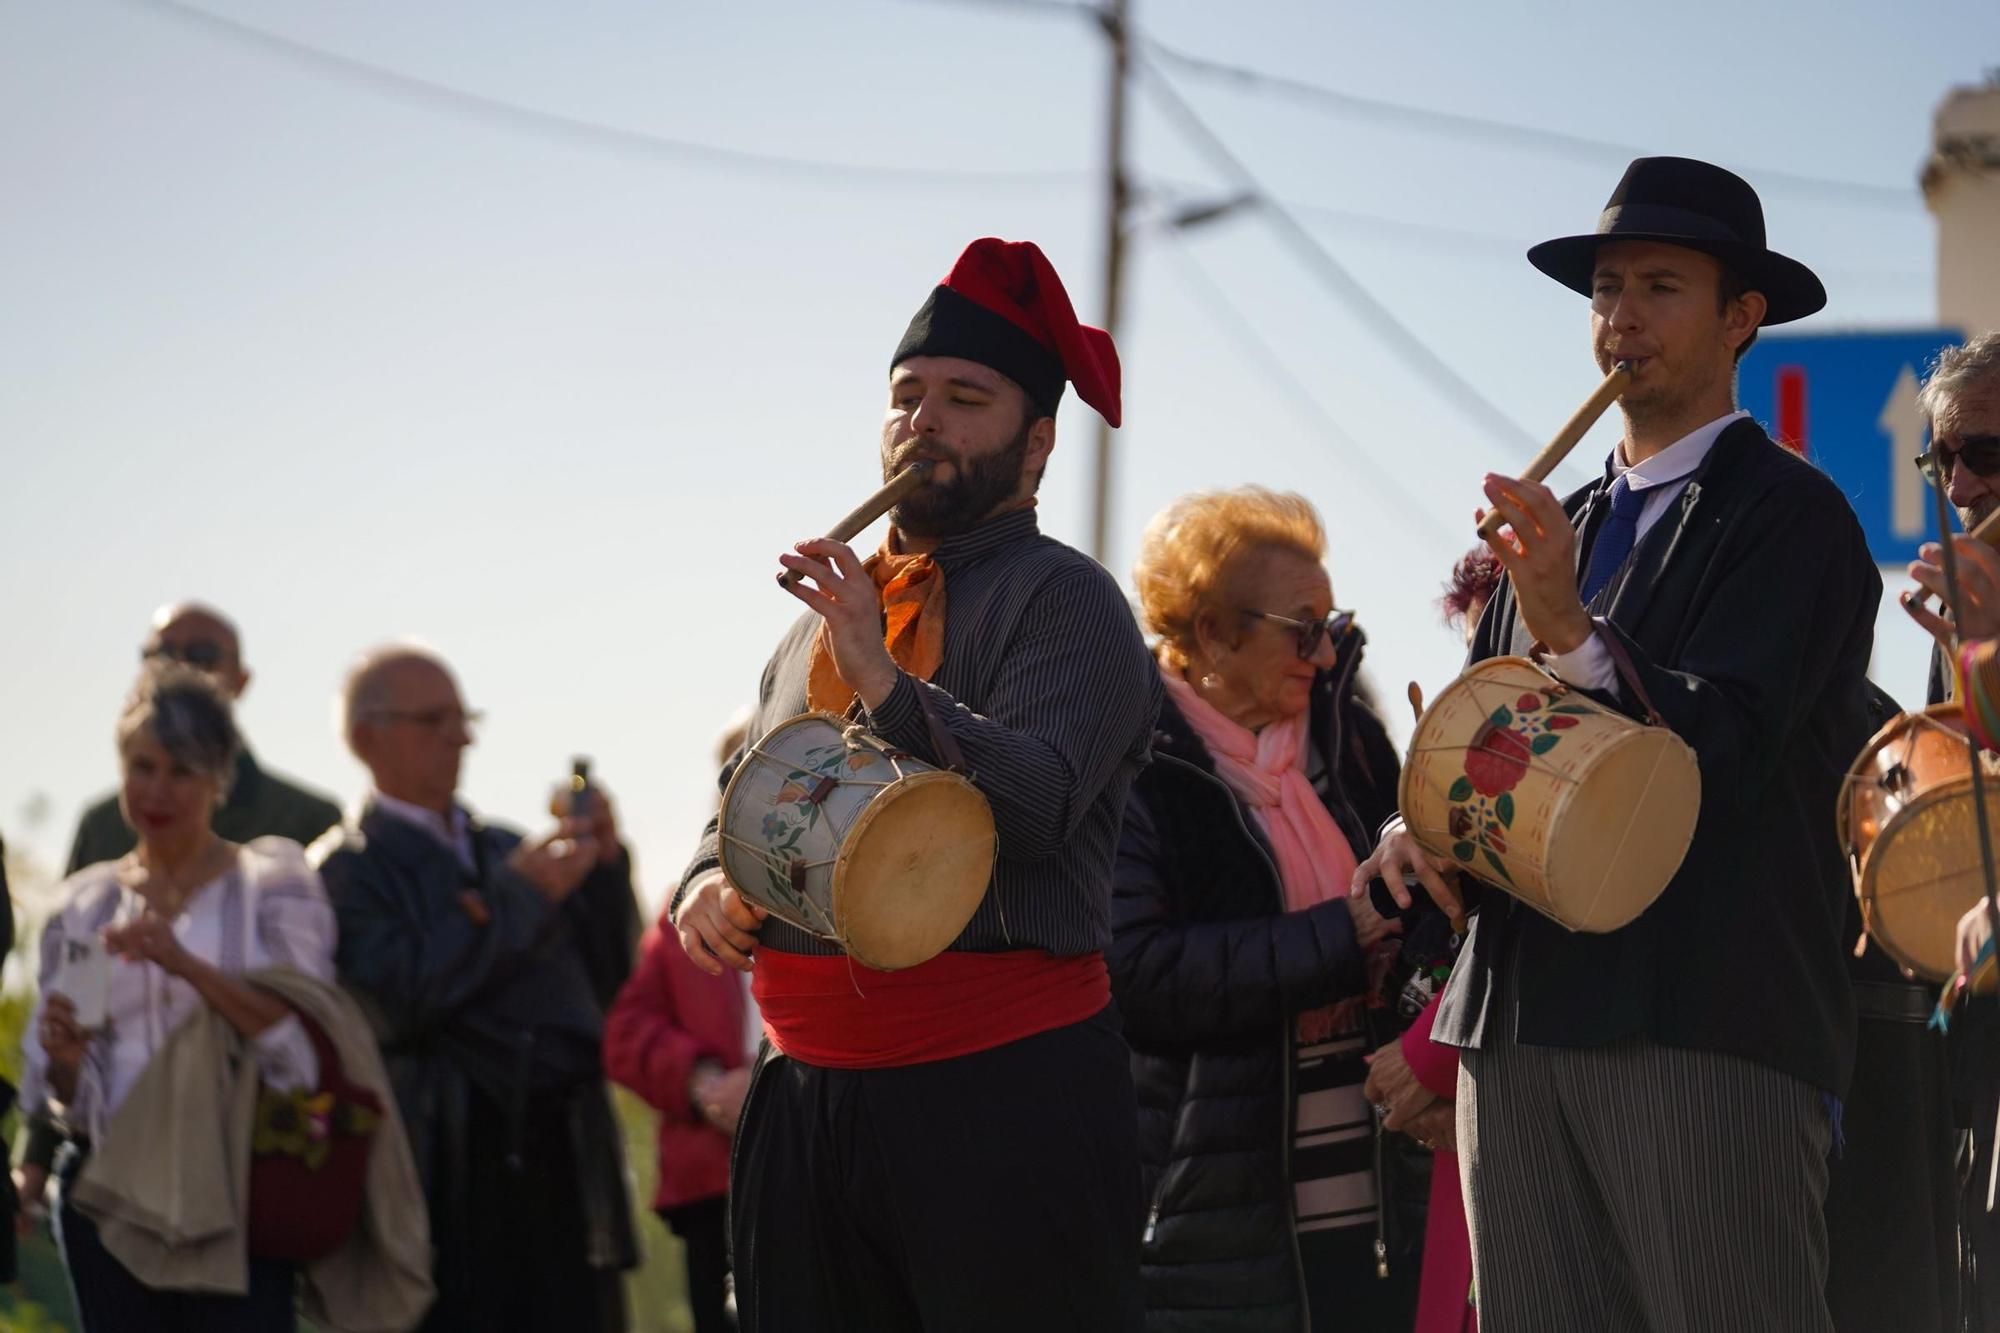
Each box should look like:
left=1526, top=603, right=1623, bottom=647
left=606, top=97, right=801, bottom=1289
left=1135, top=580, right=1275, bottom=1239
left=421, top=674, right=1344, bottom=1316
left=1401, top=994, right=1477, bottom=1333
left=603, top=918, right=752, bottom=1212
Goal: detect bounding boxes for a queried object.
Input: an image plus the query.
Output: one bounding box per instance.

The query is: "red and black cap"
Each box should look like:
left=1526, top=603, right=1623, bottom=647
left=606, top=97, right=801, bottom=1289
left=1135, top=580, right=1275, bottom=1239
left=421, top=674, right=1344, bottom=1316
left=892, top=238, right=1121, bottom=427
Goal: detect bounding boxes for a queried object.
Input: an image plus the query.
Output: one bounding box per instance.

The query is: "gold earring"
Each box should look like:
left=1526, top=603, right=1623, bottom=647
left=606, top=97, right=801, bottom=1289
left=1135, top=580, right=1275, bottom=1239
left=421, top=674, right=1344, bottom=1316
left=1200, top=672, right=1220, bottom=691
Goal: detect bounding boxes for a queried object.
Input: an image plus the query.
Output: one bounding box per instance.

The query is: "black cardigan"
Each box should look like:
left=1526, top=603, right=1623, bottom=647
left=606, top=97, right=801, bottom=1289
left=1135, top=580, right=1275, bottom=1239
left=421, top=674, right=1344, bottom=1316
left=1110, top=638, right=1423, bottom=1331
left=1435, top=417, right=1881, bottom=1095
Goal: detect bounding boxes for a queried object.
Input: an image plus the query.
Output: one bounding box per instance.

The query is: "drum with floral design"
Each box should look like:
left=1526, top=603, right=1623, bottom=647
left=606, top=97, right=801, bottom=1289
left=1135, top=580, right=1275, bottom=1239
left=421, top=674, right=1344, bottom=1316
left=719, top=712, right=995, bottom=970
left=1400, top=656, right=1699, bottom=932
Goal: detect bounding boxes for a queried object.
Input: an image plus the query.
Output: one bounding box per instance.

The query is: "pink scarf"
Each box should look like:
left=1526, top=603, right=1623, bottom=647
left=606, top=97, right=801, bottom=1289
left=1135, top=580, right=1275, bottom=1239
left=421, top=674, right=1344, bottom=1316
left=1158, top=658, right=1358, bottom=911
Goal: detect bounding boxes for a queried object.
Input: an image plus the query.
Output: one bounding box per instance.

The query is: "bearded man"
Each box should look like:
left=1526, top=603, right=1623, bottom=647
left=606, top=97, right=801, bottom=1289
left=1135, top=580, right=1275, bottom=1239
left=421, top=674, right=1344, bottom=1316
left=672, top=238, right=1160, bottom=1332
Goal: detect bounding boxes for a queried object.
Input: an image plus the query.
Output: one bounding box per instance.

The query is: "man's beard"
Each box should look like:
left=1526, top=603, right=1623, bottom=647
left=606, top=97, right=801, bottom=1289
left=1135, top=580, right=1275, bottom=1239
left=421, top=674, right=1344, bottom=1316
left=887, top=420, right=1032, bottom=539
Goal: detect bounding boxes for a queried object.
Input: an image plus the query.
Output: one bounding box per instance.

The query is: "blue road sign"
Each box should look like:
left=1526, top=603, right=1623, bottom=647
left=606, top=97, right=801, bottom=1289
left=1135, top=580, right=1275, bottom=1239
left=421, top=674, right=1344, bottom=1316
left=1739, top=328, right=1963, bottom=566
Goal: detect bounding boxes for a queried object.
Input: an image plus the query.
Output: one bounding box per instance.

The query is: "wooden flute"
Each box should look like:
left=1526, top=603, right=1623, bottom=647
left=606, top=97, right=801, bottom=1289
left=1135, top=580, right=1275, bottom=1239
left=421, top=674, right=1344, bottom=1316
left=776, top=459, right=934, bottom=589
left=1475, top=361, right=1635, bottom=542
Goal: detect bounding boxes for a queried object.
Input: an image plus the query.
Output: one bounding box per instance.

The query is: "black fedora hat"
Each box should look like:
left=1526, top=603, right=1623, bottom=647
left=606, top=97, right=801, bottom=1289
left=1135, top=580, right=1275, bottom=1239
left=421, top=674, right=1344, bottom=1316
left=1527, top=156, right=1826, bottom=325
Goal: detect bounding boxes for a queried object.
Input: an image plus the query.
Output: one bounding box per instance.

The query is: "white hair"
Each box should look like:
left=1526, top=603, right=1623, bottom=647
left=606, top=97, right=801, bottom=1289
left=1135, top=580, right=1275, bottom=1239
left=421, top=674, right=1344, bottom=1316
left=337, top=640, right=450, bottom=754
left=1918, top=330, right=2000, bottom=426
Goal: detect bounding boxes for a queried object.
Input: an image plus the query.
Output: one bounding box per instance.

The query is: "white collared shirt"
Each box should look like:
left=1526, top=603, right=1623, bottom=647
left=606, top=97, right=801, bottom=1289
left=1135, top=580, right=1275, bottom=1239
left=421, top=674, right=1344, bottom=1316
left=1550, top=411, right=1749, bottom=690
left=370, top=789, right=477, bottom=874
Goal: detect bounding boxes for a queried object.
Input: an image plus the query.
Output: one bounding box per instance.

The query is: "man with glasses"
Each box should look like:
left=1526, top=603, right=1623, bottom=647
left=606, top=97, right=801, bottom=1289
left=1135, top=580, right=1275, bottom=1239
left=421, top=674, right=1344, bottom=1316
left=64, top=601, right=341, bottom=873
left=1901, top=331, right=2000, bottom=1330
left=310, top=644, right=640, bottom=1333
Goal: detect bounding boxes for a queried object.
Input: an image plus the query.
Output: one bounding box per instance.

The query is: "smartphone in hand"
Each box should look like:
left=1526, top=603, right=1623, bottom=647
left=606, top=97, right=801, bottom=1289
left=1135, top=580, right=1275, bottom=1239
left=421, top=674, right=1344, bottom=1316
left=56, top=935, right=111, bottom=1029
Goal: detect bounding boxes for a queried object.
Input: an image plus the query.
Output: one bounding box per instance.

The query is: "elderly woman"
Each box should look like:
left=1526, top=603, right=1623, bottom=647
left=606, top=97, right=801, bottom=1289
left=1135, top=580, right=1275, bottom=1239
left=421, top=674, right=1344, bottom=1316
left=21, top=663, right=338, bottom=1332
left=1112, top=487, right=1445, bottom=1332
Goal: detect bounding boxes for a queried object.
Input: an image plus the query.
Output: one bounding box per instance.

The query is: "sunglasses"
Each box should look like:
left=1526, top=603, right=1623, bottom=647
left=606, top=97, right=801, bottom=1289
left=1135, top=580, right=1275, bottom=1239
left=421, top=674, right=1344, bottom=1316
left=141, top=641, right=225, bottom=671
left=1243, top=608, right=1357, bottom=661
left=1914, top=435, right=2000, bottom=485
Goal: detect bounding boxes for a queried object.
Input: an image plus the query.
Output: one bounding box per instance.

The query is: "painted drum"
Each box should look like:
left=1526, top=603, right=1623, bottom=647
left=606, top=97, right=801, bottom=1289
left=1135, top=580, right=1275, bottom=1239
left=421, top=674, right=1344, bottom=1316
left=1840, top=703, right=2000, bottom=981
left=1400, top=656, right=1701, bottom=933
left=719, top=713, right=996, bottom=971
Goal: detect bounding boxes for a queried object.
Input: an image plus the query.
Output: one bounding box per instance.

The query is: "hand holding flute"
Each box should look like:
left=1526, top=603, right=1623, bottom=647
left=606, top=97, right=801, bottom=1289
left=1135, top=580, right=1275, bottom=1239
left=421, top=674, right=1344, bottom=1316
left=1474, top=362, right=1634, bottom=655
left=775, top=459, right=933, bottom=590
left=1903, top=521, right=2000, bottom=651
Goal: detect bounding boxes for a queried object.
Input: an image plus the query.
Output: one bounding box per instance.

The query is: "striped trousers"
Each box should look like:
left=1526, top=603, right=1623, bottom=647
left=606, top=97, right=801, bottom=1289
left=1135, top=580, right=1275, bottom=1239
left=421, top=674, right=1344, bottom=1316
left=1458, top=1031, right=1834, bottom=1333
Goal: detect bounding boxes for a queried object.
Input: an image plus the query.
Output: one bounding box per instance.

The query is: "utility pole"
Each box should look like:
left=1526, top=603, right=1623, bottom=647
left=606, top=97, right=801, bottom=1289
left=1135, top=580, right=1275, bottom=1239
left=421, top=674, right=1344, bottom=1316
left=1087, top=0, right=1130, bottom=564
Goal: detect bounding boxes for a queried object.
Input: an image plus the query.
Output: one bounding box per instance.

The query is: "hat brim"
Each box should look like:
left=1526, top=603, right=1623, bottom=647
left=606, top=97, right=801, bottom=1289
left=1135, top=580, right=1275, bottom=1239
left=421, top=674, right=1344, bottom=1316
left=1526, top=233, right=1827, bottom=326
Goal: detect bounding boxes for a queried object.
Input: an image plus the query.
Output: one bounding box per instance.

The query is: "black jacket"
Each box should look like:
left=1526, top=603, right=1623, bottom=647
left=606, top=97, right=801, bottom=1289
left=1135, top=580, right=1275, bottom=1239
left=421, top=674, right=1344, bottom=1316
left=1111, top=637, right=1432, bottom=1331
left=311, top=804, right=643, bottom=1316
left=1436, top=418, right=1881, bottom=1095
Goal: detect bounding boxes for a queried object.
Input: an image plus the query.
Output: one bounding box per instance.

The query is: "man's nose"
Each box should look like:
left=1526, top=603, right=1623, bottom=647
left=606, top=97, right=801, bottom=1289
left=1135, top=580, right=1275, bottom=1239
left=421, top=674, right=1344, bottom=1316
left=907, top=394, right=943, bottom=435
left=1948, top=455, right=1988, bottom=508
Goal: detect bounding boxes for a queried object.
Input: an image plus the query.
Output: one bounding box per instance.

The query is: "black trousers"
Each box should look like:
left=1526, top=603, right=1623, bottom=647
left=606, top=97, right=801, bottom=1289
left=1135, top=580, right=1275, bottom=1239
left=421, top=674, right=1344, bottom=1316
left=730, top=1005, right=1144, bottom=1333
left=55, top=1180, right=295, bottom=1333
left=661, top=1197, right=732, bottom=1333
left=421, top=1089, right=626, bottom=1333
left=1823, top=1008, right=1959, bottom=1333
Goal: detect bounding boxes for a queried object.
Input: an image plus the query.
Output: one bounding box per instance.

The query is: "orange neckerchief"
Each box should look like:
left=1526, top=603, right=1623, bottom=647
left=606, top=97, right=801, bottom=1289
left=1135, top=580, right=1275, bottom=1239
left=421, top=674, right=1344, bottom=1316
left=806, top=536, right=946, bottom=715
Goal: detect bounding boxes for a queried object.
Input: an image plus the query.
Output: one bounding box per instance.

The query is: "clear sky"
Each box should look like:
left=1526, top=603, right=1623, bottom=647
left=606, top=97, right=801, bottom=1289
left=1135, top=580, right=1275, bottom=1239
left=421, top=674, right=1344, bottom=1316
left=3, top=0, right=1991, bottom=923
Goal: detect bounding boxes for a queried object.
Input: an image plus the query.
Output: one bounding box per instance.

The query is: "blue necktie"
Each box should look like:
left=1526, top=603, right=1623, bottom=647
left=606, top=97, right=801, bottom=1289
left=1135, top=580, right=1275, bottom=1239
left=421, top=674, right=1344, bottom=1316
left=1578, top=475, right=1645, bottom=605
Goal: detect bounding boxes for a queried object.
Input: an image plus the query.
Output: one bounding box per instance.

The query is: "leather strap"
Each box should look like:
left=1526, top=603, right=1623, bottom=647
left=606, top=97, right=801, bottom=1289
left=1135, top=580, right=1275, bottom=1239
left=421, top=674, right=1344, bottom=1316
left=913, top=680, right=970, bottom=774
left=1591, top=617, right=1670, bottom=727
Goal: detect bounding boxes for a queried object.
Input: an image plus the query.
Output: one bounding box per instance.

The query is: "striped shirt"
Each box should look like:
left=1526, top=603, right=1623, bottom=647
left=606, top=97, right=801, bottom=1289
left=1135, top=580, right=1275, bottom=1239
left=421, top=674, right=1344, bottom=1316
left=1293, top=738, right=1377, bottom=1234
left=676, top=506, right=1161, bottom=957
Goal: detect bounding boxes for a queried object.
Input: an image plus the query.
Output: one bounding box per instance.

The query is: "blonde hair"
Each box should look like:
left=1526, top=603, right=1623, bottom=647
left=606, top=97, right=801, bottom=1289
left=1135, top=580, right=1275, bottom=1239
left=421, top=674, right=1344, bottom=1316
left=1133, top=486, right=1327, bottom=670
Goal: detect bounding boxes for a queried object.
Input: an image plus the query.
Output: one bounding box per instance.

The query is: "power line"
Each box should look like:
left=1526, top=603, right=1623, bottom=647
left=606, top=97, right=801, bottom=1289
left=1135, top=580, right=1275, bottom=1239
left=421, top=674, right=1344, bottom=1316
left=123, top=0, right=1089, bottom=190
left=1155, top=229, right=1462, bottom=551
left=1136, top=56, right=1540, bottom=458
left=1145, top=39, right=1917, bottom=210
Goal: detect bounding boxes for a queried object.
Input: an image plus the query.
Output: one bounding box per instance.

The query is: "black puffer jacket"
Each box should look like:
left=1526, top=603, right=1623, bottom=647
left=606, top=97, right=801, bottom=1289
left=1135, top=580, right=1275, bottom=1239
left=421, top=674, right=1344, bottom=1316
left=1110, top=635, right=1431, bottom=1331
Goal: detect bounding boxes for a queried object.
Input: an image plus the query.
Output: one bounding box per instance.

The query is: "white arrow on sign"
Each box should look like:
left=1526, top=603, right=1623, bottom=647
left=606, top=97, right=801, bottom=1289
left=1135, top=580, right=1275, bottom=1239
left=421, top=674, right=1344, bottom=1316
left=1882, top=363, right=1928, bottom=539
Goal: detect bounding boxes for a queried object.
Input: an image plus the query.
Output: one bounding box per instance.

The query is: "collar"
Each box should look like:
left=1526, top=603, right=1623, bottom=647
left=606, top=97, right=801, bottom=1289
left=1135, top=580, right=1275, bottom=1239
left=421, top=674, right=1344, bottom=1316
left=897, top=504, right=1041, bottom=569
left=1609, top=410, right=1748, bottom=492
left=369, top=789, right=473, bottom=861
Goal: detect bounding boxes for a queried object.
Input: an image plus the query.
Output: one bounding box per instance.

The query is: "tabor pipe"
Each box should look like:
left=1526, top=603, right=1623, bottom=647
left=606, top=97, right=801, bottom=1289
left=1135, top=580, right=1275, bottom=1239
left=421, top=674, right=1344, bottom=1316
left=1911, top=505, right=2000, bottom=614
left=776, top=460, right=933, bottom=589
left=1475, top=361, right=1635, bottom=542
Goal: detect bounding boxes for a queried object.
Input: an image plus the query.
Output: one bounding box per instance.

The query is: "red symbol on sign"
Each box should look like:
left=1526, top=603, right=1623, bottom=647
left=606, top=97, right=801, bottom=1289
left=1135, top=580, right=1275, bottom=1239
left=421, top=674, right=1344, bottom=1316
left=1775, top=366, right=1807, bottom=455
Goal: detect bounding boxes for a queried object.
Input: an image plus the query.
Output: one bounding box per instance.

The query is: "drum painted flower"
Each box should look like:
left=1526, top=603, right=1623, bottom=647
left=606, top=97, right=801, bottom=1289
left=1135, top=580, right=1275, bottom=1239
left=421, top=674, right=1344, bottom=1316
left=1444, top=688, right=1591, bottom=884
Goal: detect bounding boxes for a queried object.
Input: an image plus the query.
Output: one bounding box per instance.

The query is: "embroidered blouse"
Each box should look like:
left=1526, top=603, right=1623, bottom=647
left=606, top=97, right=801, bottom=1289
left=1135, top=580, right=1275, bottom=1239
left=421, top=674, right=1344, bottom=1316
left=19, top=835, right=337, bottom=1147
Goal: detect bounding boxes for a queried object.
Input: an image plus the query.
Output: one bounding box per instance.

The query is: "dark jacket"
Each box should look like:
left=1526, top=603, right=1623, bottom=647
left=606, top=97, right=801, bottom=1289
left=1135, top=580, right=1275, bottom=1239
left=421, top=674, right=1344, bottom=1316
left=1436, top=418, right=1881, bottom=1095
left=311, top=802, right=642, bottom=1315
left=66, top=747, right=341, bottom=874
left=1111, top=635, right=1433, bottom=1331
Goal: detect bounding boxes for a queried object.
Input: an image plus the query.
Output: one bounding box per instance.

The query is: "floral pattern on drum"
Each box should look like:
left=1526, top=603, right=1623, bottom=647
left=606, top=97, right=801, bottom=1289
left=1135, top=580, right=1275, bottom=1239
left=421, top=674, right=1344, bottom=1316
left=757, top=741, right=877, bottom=905
left=1443, top=688, right=1591, bottom=885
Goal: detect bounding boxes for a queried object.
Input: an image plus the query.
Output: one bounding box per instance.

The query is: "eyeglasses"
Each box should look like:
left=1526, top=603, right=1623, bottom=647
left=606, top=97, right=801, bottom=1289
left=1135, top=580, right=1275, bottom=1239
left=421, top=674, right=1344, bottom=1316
left=1243, top=608, right=1357, bottom=660
left=1915, top=435, right=2000, bottom=485
left=368, top=706, right=485, bottom=733
left=141, top=640, right=225, bottom=671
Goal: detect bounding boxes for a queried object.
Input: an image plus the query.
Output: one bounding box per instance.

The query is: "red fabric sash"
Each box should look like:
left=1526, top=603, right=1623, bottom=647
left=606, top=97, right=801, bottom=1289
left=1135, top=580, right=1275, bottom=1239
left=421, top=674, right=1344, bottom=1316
left=751, top=949, right=1109, bottom=1070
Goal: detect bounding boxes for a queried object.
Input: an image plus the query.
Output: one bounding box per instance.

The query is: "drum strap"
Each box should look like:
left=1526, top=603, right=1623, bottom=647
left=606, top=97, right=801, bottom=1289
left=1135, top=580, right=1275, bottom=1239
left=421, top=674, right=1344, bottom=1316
left=913, top=683, right=970, bottom=775
left=1590, top=617, right=1670, bottom=727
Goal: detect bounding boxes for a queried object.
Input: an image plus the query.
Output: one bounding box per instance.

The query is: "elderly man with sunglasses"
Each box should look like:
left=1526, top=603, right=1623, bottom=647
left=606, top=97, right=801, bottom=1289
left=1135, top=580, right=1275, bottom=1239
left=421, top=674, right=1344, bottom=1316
left=1898, top=331, right=2000, bottom=1330
left=65, top=601, right=342, bottom=874
left=310, top=644, right=641, bottom=1333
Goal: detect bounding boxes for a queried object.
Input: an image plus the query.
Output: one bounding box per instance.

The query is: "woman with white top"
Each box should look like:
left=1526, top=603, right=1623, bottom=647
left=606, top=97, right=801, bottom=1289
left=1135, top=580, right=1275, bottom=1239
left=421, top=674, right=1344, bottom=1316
left=22, top=662, right=337, bottom=1332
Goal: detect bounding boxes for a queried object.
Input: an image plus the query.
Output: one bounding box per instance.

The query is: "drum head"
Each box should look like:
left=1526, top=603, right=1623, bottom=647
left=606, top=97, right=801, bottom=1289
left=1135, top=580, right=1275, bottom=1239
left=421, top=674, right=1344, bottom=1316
left=1862, top=775, right=2000, bottom=981
left=833, top=770, right=996, bottom=971
left=1544, top=728, right=1701, bottom=932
